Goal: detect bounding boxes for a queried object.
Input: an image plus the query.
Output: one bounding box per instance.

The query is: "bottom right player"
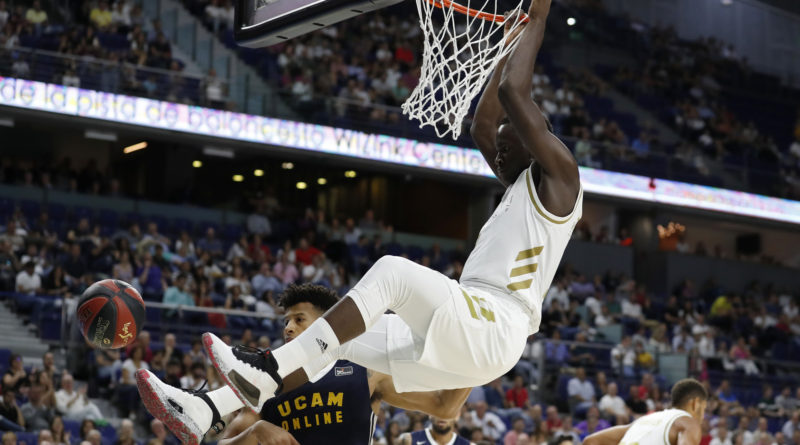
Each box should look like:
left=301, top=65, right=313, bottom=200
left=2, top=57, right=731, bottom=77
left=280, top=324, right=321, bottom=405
left=584, top=378, right=708, bottom=445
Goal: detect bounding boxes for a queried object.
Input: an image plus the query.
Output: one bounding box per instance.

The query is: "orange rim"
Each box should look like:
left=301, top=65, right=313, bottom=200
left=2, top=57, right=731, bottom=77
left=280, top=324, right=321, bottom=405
left=425, top=0, right=529, bottom=23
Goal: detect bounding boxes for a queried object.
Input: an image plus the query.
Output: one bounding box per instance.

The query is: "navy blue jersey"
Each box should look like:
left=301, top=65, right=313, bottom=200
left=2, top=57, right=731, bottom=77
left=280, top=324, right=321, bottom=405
left=261, top=360, right=375, bottom=444
left=409, top=429, right=471, bottom=445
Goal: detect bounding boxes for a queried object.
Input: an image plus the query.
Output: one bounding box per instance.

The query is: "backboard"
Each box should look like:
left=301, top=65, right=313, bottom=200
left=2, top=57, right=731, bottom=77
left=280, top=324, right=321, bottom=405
left=234, top=0, right=404, bottom=47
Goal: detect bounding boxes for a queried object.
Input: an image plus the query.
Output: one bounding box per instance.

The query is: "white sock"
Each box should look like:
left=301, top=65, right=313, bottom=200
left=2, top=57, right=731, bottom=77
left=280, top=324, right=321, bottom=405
left=302, top=348, right=340, bottom=382
left=206, top=385, right=244, bottom=417
left=273, top=318, right=340, bottom=378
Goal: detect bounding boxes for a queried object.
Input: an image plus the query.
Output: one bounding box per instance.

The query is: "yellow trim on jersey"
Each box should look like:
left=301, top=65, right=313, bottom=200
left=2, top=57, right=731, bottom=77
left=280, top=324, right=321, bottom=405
left=509, top=263, right=539, bottom=277
left=525, top=168, right=572, bottom=225
left=507, top=279, right=533, bottom=291
left=460, top=289, right=479, bottom=319
left=515, top=246, right=544, bottom=261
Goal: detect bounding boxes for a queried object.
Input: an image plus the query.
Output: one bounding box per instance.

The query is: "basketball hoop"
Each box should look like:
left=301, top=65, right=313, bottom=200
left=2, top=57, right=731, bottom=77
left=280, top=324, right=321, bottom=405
left=401, top=0, right=528, bottom=140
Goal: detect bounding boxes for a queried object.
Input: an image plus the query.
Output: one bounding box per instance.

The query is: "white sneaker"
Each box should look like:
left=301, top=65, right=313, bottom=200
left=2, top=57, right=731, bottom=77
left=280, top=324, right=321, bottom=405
left=202, top=332, right=283, bottom=412
left=136, top=369, right=223, bottom=445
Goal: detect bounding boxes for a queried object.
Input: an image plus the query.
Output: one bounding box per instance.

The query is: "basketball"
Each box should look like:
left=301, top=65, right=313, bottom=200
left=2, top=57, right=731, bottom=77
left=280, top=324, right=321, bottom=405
left=77, top=279, right=146, bottom=349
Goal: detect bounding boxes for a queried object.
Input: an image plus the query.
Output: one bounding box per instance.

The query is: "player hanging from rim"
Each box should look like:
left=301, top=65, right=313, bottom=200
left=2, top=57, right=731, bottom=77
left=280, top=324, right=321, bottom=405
left=136, top=284, right=471, bottom=445
left=202, top=0, right=582, bottom=413
left=583, top=378, right=708, bottom=445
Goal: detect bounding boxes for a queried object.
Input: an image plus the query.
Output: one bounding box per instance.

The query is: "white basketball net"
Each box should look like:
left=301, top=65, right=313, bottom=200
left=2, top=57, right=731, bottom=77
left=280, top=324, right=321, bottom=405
left=401, top=0, right=526, bottom=140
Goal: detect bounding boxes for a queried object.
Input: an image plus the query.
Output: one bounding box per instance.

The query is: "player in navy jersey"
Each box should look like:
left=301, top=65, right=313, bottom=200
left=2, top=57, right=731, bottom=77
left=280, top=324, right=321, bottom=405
left=400, top=417, right=472, bottom=445
left=136, top=284, right=471, bottom=445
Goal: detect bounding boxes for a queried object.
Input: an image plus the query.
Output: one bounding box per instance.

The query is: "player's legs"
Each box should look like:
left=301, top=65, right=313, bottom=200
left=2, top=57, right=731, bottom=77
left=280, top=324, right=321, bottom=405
left=204, top=255, right=454, bottom=410
left=274, top=255, right=452, bottom=373
left=136, top=370, right=236, bottom=445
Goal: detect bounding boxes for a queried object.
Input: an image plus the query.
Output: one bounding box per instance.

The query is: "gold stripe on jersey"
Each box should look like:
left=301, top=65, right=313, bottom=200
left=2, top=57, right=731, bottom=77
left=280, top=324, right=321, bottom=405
left=461, top=289, right=479, bottom=319
left=515, top=246, right=544, bottom=261
left=525, top=168, right=570, bottom=225
left=509, top=263, right=539, bottom=277
left=507, top=279, right=533, bottom=291
left=460, top=289, right=496, bottom=322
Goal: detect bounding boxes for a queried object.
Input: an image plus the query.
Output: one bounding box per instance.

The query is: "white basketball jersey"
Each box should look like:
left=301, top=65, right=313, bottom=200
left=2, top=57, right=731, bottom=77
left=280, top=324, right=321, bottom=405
left=619, top=409, right=691, bottom=445
left=460, top=165, right=583, bottom=335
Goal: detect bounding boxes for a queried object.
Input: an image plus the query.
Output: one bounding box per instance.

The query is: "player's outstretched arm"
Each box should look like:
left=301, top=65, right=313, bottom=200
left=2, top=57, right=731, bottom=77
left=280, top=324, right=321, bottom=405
left=470, top=14, right=526, bottom=185
left=373, top=371, right=471, bottom=419
left=497, top=0, right=580, bottom=216
left=583, top=425, right=631, bottom=445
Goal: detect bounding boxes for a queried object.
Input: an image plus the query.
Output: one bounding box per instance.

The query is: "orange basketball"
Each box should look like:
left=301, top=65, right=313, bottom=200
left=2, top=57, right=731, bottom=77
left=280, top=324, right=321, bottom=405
left=77, top=279, right=146, bottom=349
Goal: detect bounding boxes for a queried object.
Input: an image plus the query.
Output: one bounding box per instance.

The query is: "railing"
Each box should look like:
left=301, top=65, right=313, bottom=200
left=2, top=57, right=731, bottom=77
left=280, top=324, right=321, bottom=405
left=4, top=45, right=789, bottom=198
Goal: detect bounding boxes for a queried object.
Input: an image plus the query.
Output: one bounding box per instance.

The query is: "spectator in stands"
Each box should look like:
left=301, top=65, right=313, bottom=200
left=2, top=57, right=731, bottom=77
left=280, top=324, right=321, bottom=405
left=89, top=1, right=113, bottom=29
left=41, top=352, right=62, bottom=389
left=25, top=0, right=47, bottom=34
left=136, top=252, right=164, bottom=299
left=781, top=412, right=800, bottom=439
left=505, top=375, right=530, bottom=409
left=203, top=69, right=227, bottom=109
left=611, top=336, right=635, bottom=377
left=252, top=263, right=283, bottom=297
left=711, top=423, right=732, bottom=445
left=730, top=337, right=760, bottom=375
left=1, top=220, right=24, bottom=252
left=0, top=1, right=8, bottom=29
left=50, top=415, right=70, bottom=445
left=61, top=243, right=87, bottom=291
left=246, top=203, right=272, bottom=237
left=483, top=378, right=505, bottom=410
left=20, top=382, right=55, bottom=432
left=197, top=227, right=223, bottom=258
left=149, top=419, right=177, bottom=445
left=576, top=406, right=610, bottom=440
left=162, top=273, right=193, bottom=317
left=545, top=329, right=569, bottom=365
left=3, top=354, right=27, bottom=392
left=469, top=401, right=506, bottom=442
left=15, top=261, right=42, bottom=295
left=55, top=373, right=103, bottom=421
left=599, top=382, right=628, bottom=425
left=162, top=333, right=183, bottom=366
left=37, top=429, right=53, bottom=444
left=626, top=385, right=647, bottom=418
left=179, top=362, right=205, bottom=391
left=295, top=237, right=321, bottom=266
left=775, top=387, right=796, bottom=415
left=116, top=419, right=135, bottom=445
left=503, top=417, right=527, bottom=445
left=0, top=388, right=24, bottom=431
left=568, top=367, right=596, bottom=415
left=273, top=251, right=299, bottom=285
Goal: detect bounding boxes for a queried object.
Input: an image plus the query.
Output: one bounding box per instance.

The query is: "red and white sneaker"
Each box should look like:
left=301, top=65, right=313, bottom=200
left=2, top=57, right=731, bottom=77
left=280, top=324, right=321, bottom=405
left=202, top=332, right=283, bottom=413
left=136, top=369, right=225, bottom=445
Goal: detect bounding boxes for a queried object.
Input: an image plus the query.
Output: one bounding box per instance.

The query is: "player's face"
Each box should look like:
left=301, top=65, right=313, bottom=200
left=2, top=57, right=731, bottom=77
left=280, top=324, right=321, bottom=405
left=430, top=417, right=454, bottom=435
left=495, top=123, right=531, bottom=184
left=283, top=302, right=324, bottom=342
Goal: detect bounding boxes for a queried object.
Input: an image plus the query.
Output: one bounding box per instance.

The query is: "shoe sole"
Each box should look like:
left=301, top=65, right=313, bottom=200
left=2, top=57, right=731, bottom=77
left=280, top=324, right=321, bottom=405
left=136, top=369, right=202, bottom=445
left=203, top=333, right=261, bottom=414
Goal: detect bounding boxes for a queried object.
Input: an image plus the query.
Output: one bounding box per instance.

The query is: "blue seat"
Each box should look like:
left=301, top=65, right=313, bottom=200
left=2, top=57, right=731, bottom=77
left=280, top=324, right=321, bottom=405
left=15, top=432, right=38, bottom=445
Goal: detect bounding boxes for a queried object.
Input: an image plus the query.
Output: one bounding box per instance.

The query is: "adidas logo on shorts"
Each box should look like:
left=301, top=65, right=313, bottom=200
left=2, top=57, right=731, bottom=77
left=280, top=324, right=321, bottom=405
left=316, top=338, right=328, bottom=352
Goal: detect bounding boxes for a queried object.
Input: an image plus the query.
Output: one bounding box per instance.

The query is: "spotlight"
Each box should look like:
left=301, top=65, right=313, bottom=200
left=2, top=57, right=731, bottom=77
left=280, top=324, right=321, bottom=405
left=296, top=181, right=307, bottom=190
left=123, top=142, right=147, bottom=154
left=282, top=162, right=294, bottom=170
left=344, top=170, right=357, bottom=178
left=192, top=160, right=202, bottom=168
left=567, top=17, right=576, bottom=26
left=254, top=169, right=264, bottom=177
left=233, top=175, right=244, bottom=182
left=317, top=178, right=327, bottom=185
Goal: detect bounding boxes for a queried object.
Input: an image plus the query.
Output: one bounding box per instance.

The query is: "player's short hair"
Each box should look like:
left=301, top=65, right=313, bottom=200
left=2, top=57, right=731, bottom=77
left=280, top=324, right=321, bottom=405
left=279, top=284, right=339, bottom=313
left=498, top=114, right=554, bottom=133
left=671, top=378, right=707, bottom=408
